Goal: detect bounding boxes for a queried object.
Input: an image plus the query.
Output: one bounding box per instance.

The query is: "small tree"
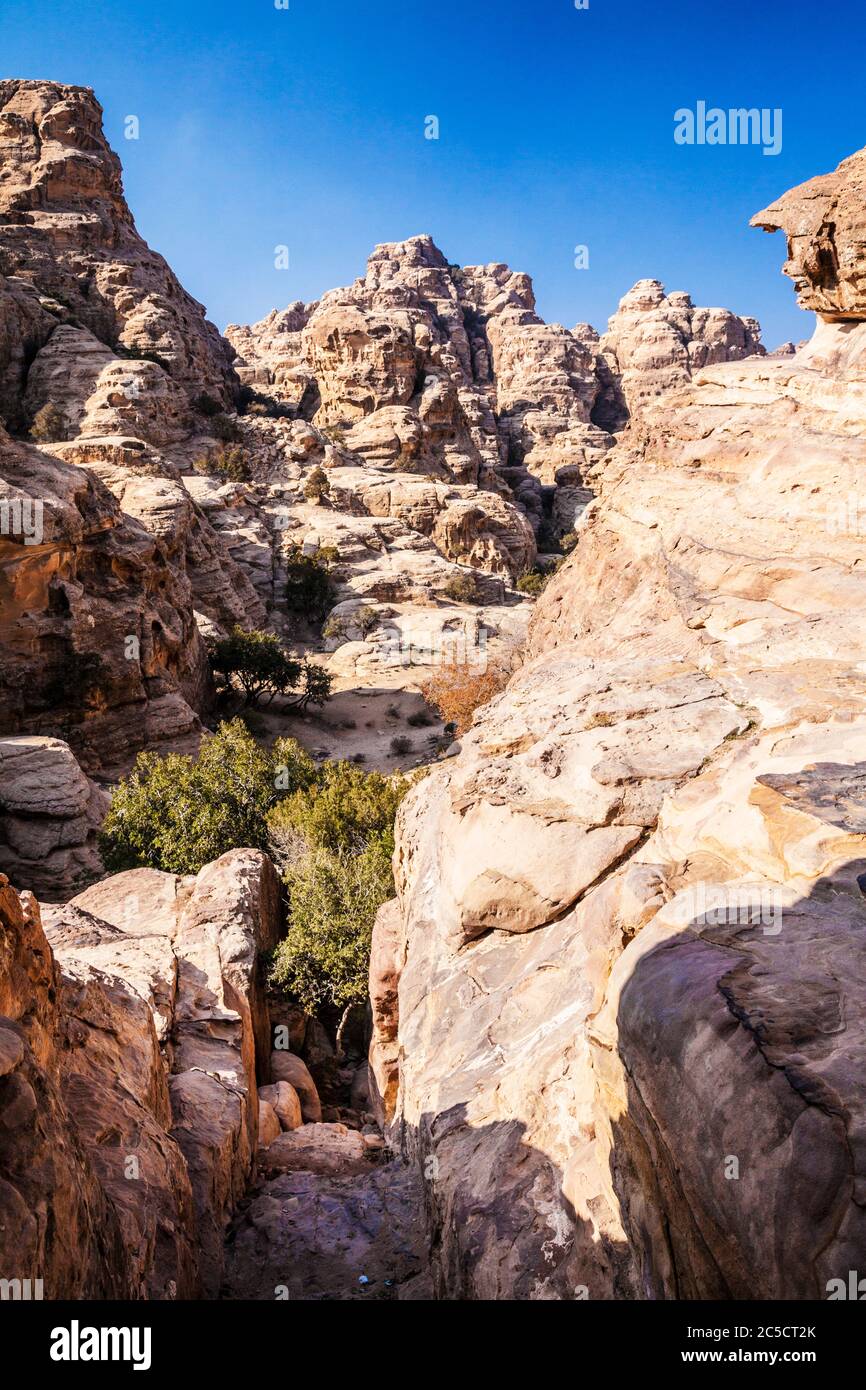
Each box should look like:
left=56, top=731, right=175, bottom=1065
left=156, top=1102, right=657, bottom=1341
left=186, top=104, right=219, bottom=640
left=209, top=627, right=331, bottom=709
left=268, top=761, right=411, bottom=1011
left=30, top=402, right=66, bottom=443
left=270, top=839, right=394, bottom=1011
left=194, top=443, right=250, bottom=482
left=284, top=546, right=336, bottom=620
left=304, top=465, right=331, bottom=503
left=291, top=660, right=333, bottom=711
left=444, top=571, right=482, bottom=604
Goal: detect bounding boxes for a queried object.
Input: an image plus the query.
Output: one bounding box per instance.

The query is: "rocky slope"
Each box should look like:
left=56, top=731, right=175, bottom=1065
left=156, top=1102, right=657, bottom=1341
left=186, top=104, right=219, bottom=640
left=376, top=145, right=866, bottom=1299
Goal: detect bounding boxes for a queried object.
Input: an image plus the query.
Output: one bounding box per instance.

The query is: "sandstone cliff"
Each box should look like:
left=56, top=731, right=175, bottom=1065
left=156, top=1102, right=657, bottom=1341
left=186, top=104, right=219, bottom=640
left=0, top=850, right=280, bottom=1298
left=0, top=82, right=266, bottom=776
left=378, top=145, right=866, bottom=1299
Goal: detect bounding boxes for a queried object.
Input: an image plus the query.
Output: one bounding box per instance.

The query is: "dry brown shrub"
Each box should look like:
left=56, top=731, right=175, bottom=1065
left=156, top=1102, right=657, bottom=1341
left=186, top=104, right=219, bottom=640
left=420, top=660, right=511, bottom=735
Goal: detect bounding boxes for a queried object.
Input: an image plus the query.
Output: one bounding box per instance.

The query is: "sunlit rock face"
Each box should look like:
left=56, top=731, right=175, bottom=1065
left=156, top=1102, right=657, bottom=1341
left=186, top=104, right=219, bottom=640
left=752, top=145, right=866, bottom=320
left=585, top=278, right=765, bottom=430
left=0, top=847, right=280, bottom=1298
left=0, top=79, right=236, bottom=422
left=381, top=146, right=866, bottom=1300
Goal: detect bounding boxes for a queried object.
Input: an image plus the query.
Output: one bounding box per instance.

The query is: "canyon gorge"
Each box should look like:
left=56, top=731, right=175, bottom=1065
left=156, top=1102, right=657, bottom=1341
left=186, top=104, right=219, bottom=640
left=2, top=78, right=865, bottom=1302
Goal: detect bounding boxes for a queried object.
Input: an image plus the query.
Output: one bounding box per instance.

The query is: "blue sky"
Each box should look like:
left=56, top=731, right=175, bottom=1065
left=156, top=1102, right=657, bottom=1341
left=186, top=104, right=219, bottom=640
left=3, top=0, right=864, bottom=346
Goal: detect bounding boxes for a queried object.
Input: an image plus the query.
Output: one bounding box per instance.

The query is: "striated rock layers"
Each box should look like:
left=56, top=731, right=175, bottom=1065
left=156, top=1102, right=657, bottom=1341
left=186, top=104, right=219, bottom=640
left=0, top=80, right=235, bottom=423
left=377, top=146, right=866, bottom=1299
left=0, top=82, right=265, bottom=775
left=0, top=847, right=280, bottom=1298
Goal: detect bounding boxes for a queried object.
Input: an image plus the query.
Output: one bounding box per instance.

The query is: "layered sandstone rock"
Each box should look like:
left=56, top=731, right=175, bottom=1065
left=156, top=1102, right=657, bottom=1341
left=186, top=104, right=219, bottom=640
left=0, top=80, right=235, bottom=424
left=752, top=145, right=866, bottom=319
left=384, top=148, right=866, bottom=1299
left=589, top=278, right=765, bottom=429
left=0, top=82, right=271, bottom=774
left=0, top=425, right=208, bottom=775
left=0, top=736, right=107, bottom=898
left=0, top=848, right=282, bottom=1298
left=0, top=874, right=133, bottom=1298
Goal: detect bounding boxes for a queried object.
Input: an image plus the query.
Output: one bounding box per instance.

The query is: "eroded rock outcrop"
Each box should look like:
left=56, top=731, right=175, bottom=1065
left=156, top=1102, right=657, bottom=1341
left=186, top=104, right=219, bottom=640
left=589, top=279, right=764, bottom=430
left=0, top=82, right=268, bottom=775
left=0, top=875, right=133, bottom=1297
left=0, top=736, right=107, bottom=898
left=382, top=147, right=866, bottom=1299
left=0, top=847, right=281, bottom=1298
left=752, top=145, right=866, bottom=319
left=0, top=80, right=235, bottom=424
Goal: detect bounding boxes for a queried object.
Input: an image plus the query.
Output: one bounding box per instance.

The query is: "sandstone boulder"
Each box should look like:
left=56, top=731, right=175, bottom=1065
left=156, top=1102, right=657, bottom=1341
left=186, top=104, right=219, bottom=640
left=270, top=1049, right=322, bottom=1123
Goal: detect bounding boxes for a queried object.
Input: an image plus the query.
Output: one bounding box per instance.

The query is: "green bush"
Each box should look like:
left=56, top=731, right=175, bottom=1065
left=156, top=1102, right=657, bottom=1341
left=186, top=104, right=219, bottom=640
left=29, top=402, right=66, bottom=443
left=98, top=719, right=315, bottom=875
left=268, top=760, right=409, bottom=855
left=284, top=546, right=336, bottom=619
left=270, top=839, right=394, bottom=1011
left=516, top=568, right=548, bottom=597
left=444, top=571, right=482, bottom=604
left=210, top=412, right=243, bottom=443
left=303, top=464, right=331, bottom=503
left=209, top=627, right=332, bottom=709
left=268, top=761, right=411, bottom=1011
left=194, top=443, right=250, bottom=482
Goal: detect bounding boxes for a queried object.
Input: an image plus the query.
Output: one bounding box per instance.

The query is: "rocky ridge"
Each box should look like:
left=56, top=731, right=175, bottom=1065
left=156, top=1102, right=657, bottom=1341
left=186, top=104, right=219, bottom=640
left=375, top=144, right=866, bottom=1299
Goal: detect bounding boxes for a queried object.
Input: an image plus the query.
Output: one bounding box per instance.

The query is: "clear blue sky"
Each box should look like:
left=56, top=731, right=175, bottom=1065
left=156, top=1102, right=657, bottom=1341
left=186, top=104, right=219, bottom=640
left=3, top=0, right=864, bottom=346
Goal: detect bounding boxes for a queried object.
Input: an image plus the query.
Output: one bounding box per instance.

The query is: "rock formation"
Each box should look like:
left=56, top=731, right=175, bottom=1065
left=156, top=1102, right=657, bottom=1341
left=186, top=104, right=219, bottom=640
left=588, top=279, right=764, bottom=430
left=751, top=146, right=866, bottom=319
left=6, top=74, right=854, bottom=1307
left=378, top=145, right=866, bottom=1299
left=0, top=736, right=107, bottom=898
left=0, top=82, right=266, bottom=777
left=1, top=848, right=281, bottom=1297
left=0, top=80, right=235, bottom=423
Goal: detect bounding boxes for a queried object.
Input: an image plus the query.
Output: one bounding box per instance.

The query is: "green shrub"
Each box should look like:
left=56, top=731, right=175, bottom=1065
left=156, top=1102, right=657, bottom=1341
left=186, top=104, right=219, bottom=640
left=194, top=443, right=250, bottom=482
left=268, top=760, right=409, bottom=856
left=303, top=464, right=331, bottom=503
left=98, top=719, right=315, bottom=875
left=268, top=761, right=411, bottom=1011
left=516, top=568, right=548, bottom=597
left=284, top=546, right=336, bottom=619
left=210, top=412, right=243, bottom=443
left=270, top=839, right=394, bottom=1011
left=29, top=402, right=66, bottom=443
left=444, top=571, right=482, bottom=604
